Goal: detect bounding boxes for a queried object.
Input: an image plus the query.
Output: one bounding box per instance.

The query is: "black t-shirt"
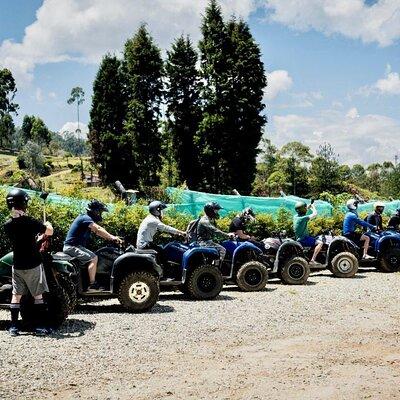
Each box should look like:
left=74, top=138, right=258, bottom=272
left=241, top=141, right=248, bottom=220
left=229, top=217, right=245, bottom=233
left=388, top=215, right=400, bottom=230
left=366, top=212, right=383, bottom=230
left=4, top=216, right=46, bottom=270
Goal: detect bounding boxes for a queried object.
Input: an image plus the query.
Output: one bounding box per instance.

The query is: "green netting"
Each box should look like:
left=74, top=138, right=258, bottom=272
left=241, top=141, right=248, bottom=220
left=166, top=187, right=334, bottom=217
left=340, top=200, right=400, bottom=216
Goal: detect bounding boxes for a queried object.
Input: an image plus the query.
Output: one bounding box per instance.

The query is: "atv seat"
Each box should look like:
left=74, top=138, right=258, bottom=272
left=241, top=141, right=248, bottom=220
left=135, top=249, right=158, bottom=255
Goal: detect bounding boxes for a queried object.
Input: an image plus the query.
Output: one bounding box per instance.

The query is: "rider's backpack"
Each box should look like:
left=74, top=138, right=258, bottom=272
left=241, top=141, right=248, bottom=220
left=186, top=217, right=201, bottom=242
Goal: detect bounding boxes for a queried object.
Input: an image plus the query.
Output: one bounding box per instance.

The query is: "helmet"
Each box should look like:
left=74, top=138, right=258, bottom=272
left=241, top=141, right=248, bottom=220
left=346, top=199, right=358, bottom=211
left=6, top=188, right=30, bottom=210
left=241, top=207, right=255, bottom=222
left=374, top=201, right=385, bottom=214
left=87, top=199, right=108, bottom=222
left=294, top=201, right=307, bottom=215
left=396, top=208, right=400, bottom=216
left=149, top=201, right=167, bottom=217
left=204, top=202, right=223, bottom=219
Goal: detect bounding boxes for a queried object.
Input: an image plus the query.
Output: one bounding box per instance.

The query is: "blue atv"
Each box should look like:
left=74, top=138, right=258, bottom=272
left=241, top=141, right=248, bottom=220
left=219, top=240, right=269, bottom=291
left=140, top=240, right=223, bottom=300
left=357, top=230, right=400, bottom=272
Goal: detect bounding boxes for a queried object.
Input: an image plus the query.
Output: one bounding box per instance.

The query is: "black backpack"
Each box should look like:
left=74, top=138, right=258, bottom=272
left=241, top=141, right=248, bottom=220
left=186, top=217, right=201, bottom=243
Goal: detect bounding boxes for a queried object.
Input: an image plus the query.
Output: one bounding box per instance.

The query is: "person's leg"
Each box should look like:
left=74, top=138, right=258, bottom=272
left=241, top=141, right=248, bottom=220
left=311, top=242, right=323, bottom=262
left=9, top=294, right=22, bottom=335
left=87, top=255, right=98, bottom=284
left=360, top=234, right=371, bottom=258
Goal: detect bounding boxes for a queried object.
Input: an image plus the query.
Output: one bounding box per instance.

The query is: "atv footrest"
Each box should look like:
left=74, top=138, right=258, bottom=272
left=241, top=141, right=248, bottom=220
left=160, top=279, right=181, bottom=286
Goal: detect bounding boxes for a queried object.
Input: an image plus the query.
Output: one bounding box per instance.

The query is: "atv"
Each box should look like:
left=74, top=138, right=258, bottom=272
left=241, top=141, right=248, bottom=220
left=52, top=242, right=162, bottom=313
left=0, top=251, right=71, bottom=329
left=155, top=240, right=223, bottom=300
left=352, top=230, right=400, bottom=272
left=299, top=232, right=359, bottom=278
left=262, top=232, right=310, bottom=285
left=220, top=239, right=269, bottom=291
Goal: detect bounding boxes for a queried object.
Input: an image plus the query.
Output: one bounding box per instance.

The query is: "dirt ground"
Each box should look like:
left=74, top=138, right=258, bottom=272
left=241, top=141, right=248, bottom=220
left=1, top=267, right=399, bottom=400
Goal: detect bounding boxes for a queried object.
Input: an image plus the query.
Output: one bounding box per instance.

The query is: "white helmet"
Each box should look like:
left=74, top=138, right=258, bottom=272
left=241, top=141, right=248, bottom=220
left=374, top=201, right=385, bottom=213
left=346, top=199, right=358, bottom=211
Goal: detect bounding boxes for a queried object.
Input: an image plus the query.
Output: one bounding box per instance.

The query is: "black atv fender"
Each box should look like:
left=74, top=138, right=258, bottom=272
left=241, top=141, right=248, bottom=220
left=110, top=252, right=161, bottom=293
left=375, top=235, right=400, bottom=259
left=326, top=236, right=359, bottom=264
left=273, top=240, right=304, bottom=273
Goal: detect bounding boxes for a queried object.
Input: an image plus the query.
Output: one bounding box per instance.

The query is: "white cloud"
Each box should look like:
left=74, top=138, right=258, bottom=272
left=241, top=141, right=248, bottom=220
left=358, top=64, right=400, bottom=96
left=268, top=109, right=400, bottom=165
left=346, top=107, right=359, bottom=119
left=35, top=87, right=43, bottom=103
left=59, top=121, right=88, bottom=139
left=0, top=0, right=256, bottom=85
left=49, top=91, right=57, bottom=99
left=264, top=70, right=293, bottom=100
left=263, top=0, right=400, bottom=47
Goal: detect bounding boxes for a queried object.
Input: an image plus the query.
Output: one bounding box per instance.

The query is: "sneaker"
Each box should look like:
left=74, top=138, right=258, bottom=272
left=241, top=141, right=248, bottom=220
left=8, top=326, right=19, bottom=337
left=309, top=260, right=318, bottom=265
left=34, top=327, right=50, bottom=336
left=86, top=282, right=106, bottom=292
left=362, top=254, right=374, bottom=260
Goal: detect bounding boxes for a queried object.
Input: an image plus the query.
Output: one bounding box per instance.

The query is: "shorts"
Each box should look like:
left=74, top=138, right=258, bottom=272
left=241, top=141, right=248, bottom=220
left=12, top=264, right=49, bottom=296
left=299, top=236, right=317, bottom=248
left=344, top=232, right=362, bottom=243
left=63, top=245, right=96, bottom=265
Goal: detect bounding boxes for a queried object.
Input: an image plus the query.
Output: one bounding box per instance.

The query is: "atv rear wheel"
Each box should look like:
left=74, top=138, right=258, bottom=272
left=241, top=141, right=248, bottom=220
left=280, top=257, right=309, bottom=285
left=185, top=265, right=223, bottom=300
left=330, top=252, right=358, bottom=278
left=236, top=261, right=268, bottom=291
left=118, top=271, right=159, bottom=312
left=57, top=274, right=77, bottom=313
left=379, top=248, right=400, bottom=272
left=20, top=283, right=69, bottom=330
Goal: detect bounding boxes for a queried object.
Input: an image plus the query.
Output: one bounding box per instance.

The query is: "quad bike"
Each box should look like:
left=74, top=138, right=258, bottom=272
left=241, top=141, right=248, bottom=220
left=155, top=239, right=223, bottom=300
left=53, top=242, right=162, bottom=312
left=262, top=232, right=310, bottom=285
left=299, top=232, right=359, bottom=278
left=220, top=239, right=269, bottom=291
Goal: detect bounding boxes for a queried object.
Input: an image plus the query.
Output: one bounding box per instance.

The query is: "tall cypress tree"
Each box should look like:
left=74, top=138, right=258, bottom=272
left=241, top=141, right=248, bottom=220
left=195, top=0, right=232, bottom=192
left=164, top=35, right=201, bottom=188
left=88, top=54, right=129, bottom=185
left=123, top=25, right=163, bottom=188
left=226, top=19, right=267, bottom=194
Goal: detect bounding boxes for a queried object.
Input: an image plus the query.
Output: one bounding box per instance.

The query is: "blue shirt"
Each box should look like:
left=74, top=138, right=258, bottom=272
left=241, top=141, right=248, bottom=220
left=64, top=214, right=94, bottom=247
left=343, top=211, right=375, bottom=235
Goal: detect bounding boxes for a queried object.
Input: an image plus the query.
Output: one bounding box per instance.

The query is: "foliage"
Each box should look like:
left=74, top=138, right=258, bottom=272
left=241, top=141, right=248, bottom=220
left=0, top=114, right=15, bottom=148
left=88, top=54, right=128, bottom=185
left=164, top=35, right=201, bottom=188
left=0, top=68, right=18, bottom=117
left=18, top=141, right=51, bottom=177
left=123, top=24, right=163, bottom=188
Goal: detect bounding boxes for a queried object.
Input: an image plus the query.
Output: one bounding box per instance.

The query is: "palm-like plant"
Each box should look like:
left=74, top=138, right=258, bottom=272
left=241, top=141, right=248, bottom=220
left=67, top=87, right=85, bottom=135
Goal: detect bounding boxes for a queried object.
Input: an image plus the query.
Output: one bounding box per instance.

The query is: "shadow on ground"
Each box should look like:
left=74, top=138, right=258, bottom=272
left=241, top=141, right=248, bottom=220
left=76, top=303, right=175, bottom=314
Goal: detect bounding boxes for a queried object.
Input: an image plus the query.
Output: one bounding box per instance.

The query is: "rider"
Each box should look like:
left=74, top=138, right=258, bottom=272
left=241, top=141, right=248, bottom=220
left=343, top=199, right=375, bottom=259
left=4, top=188, right=54, bottom=336
left=136, top=201, right=186, bottom=258
left=197, top=202, right=234, bottom=261
left=366, top=202, right=385, bottom=231
left=63, top=200, right=122, bottom=292
left=293, top=201, right=323, bottom=265
left=387, top=208, right=400, bottom=231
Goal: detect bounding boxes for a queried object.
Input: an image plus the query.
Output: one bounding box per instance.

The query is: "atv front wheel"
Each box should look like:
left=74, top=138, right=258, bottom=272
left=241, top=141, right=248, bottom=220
left=236, top=261, right=268, bottom=291
left=280, top=257, right=309, bottom=285
left=57, top=274, right=77, bottom=313
left=379, top=248, right=400, bottom=272
left=330, top=252, right=358, bottom=278
left=185, top=265, right=223, bottom=300
left=118, top=271, right=159, bottom=312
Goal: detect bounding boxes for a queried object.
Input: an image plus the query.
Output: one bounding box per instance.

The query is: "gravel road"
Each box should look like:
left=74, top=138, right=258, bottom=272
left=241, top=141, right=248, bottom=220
left=1, top=267, right=399, bottom=400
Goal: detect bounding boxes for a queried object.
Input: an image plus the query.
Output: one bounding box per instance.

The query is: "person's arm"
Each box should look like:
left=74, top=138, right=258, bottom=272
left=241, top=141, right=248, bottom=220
left=90, top=223, right=120, bottom=242
left=157, top=221, right=185, bottom=236
left=308, top=204, right=318, bottom=220
left=356, top=217, right=375, bottom=230
left=44, top=221, right=53, bottom=236
left=235, top=230, right=251, bottom=240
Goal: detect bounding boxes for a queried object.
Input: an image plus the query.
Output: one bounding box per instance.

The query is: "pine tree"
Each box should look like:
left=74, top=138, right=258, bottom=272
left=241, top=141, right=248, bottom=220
left=88, top=54, right=129, bottom=185
left=164, top=35, right=201, bottom=188
left=123, top=25, right=163, bottom=188
left=196, top=0, right=232, bottom=192
left=226, top=19, right=267, bottom=194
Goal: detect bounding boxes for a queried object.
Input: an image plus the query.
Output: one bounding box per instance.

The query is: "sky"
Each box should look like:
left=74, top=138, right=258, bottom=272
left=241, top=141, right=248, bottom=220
left=0, top=0, right=399, bottom=166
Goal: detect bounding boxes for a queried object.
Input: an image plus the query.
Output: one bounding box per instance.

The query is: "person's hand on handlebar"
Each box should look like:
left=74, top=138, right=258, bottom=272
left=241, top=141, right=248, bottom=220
left=111, top=235, right=123, bottom=245
left=228, top=233, right=236, bottom=239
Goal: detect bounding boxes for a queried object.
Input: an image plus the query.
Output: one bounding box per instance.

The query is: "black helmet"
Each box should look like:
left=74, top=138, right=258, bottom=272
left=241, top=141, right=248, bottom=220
left=87, top=199, right=108, bottom=222
left=204, top=202, right=223, bottom=219
left=149, top=201, right=167, bottom=217
left=6, top=188, right=30, bottom=210
left=241, top=207, right=255, bottom=222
